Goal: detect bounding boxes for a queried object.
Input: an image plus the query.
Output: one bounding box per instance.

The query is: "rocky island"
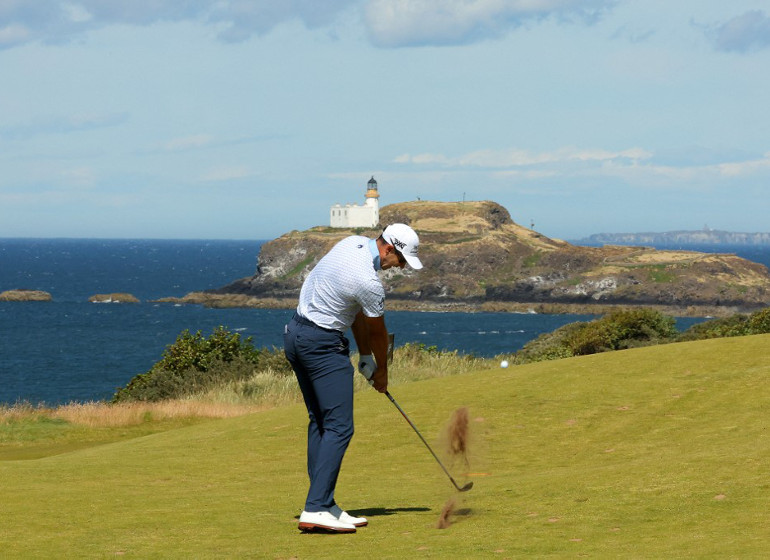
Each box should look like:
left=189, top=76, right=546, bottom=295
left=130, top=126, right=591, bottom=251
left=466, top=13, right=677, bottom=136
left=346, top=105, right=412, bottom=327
left=169, top=201, right=770, bottom=317
left=89, top=293, right=140, bottom=303
left=0, top=289, right=53, bottom=302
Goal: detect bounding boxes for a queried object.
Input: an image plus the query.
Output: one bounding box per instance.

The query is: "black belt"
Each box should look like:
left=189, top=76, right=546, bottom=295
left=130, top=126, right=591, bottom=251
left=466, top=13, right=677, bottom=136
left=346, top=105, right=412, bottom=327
left=292, top=313, right=342, bottom=334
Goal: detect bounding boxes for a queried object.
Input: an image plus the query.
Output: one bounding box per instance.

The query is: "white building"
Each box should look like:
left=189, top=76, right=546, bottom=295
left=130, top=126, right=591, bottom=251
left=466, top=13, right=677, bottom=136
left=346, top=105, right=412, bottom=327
left=330, top=176, right=380, bottom=228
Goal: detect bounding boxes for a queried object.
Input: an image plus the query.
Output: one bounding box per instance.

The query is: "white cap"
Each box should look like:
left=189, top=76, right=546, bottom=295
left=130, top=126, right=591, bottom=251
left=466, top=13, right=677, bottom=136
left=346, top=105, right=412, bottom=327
left=382, top=223, right=423, bottom=270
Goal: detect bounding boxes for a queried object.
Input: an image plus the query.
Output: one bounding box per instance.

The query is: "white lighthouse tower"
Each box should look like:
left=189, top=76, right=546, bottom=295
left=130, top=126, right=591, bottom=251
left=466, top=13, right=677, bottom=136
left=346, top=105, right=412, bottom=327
left=330, top=176, right=380, bottom=228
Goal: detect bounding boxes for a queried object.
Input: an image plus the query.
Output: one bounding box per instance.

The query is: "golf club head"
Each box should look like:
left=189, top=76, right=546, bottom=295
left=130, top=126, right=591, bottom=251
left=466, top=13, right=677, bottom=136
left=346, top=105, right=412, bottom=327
left=458, top=481, right=473, bottom=492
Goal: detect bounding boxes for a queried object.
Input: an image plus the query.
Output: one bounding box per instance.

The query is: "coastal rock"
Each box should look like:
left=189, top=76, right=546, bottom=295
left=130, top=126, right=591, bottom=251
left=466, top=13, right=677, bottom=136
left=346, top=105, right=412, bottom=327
left=89, top=293, right=140, bottom=303
left=0, top=289, right=53, bottom=302
left=206, top=200, right=770, bottom=315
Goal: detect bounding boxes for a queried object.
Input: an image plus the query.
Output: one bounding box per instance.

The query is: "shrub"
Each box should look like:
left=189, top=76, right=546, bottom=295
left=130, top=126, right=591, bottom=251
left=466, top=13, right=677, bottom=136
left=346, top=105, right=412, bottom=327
left=253, top=346, right=295, bottom=377
left=112, top=327, right=263, bottom=403
left=514, top=322, right=583, bottom=364
left=516, top=309, right=677, bottom=363
left=747, top=307, right=770, bottom=334
left=676, top=315, right=750, bottom=341
left=565, top=321, right=616, bottom=355
left=678, top=307, right=770, bottom=342
left=583, top=308, right=678, bottom=351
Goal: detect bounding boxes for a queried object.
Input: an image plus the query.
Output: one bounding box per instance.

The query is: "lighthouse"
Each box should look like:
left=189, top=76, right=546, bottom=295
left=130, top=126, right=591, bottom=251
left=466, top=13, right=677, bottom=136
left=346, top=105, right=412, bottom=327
left=330, top=176, right=380, bottom=228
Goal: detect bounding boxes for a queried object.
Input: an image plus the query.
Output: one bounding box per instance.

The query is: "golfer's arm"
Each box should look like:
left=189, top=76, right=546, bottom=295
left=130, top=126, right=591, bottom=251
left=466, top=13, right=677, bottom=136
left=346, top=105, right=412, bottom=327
left=363, top=314, right=389, bottom=376
left=353, top=312, right=389, bottom=368
left=351, top=311, right=372, bottom=355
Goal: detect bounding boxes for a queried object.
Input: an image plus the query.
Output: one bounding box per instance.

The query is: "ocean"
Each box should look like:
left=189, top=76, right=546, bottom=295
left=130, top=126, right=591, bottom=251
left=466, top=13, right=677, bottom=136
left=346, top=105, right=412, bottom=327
left=1, top=239, right=768, bottom=406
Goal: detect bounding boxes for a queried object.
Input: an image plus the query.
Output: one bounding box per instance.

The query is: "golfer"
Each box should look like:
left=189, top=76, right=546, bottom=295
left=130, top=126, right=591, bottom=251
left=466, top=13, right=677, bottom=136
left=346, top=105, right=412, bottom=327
left=284, top=223, right=423, bottom=533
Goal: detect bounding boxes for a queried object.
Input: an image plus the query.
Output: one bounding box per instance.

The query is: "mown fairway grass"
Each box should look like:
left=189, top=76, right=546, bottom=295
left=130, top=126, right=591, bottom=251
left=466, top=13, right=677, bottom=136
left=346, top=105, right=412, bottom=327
left=2, top=334, right=769, bottom=558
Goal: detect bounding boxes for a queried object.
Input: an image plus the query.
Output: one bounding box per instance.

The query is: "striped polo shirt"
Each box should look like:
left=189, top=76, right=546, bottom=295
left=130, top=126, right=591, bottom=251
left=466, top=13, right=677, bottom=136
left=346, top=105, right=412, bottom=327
left=297, top=236, right=385, bottom=332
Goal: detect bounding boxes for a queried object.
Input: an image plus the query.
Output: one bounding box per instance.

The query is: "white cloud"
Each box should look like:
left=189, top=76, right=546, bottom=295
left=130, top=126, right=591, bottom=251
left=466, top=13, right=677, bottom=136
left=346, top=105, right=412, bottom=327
left=569, top=147, right=653, bottom=162
left=199, top=165, right=252, bottom=182
left=209, top=0, right=357, bottom=43
left=394, top=152, right=450, bottom=165
left=493, top=169, right=559, bottom=179
left=76, top=0, right=212, bottom=25
left=393, top=146, right=770, bottom=191
left=0, top=188, right=138, bottom=208
left=458, top=149, right=555, bottom=167
left=164, top=134, right=214, bottom=152
left=707, top=10, right=770, bottom=53
left=364, top=0, right=615, bottom=47
left=0, top=0, right=358, bottom=49
left=61, top=166, right=97, bottom=188
left=0, top=23, right=30, bottom=47
left=62, top=3, right=93, bottom=23
left=578, top=152, right=770, bottom=188
left=0, top=112, right=129, bottom=140
left=0, top=0, right=615, bottom=50
left=395, top=146, right=651, bottom=168
left=717, top=152, right=770, bottom=177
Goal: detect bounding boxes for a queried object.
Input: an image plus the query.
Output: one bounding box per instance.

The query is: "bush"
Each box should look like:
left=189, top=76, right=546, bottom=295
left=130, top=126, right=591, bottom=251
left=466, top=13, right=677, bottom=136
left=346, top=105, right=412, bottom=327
left=676, top=315, right=750, bottom=341
left=678, top=307, right=770, bottom=341
left=570, top=309, right=677, bottom=354
left=748, top=307, right=770, bottom=334
left=516, top=309, right=678, bottom=363
left=113, top=327, right=263, bottom=403
left=514, top=322, right=583, bottom=364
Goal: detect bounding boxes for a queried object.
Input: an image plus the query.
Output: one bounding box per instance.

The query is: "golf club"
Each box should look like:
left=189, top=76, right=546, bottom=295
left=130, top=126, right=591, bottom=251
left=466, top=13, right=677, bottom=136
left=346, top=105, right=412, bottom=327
left=386, top=390, right=473, bottom=493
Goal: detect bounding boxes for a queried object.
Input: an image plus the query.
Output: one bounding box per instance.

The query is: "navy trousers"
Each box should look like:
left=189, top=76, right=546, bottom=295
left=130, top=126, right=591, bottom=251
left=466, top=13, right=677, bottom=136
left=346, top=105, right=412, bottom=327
left=283, top=315, right=354, bottom=512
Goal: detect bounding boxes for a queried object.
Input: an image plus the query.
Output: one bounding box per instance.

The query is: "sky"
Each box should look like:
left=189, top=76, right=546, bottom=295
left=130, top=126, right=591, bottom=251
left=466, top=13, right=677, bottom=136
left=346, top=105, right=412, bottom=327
left=1, top=0, right=769, bottom=241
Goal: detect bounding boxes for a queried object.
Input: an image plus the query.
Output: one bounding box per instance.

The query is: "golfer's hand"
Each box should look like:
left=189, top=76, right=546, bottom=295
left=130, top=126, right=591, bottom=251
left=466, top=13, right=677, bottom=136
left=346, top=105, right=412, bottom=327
left=358, top=355, right=376, bottom=380
left=371, top=367, right=388, bottom=393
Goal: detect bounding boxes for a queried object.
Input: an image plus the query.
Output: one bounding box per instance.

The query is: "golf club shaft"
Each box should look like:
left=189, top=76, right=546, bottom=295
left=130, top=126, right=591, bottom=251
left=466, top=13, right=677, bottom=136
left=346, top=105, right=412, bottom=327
left=385, top=390, right=468, bottom=492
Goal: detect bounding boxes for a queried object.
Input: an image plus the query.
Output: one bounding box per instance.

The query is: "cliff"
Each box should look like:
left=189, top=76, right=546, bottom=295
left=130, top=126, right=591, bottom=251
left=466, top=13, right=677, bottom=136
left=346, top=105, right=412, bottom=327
left=204, top=201, right=770, bottom=315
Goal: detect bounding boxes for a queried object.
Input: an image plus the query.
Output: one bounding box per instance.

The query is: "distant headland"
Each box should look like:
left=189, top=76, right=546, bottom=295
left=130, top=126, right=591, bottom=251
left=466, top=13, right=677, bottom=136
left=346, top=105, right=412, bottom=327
left=163, top=199, right=770, bottom=318
left=575, top=229, right=770, bottom=246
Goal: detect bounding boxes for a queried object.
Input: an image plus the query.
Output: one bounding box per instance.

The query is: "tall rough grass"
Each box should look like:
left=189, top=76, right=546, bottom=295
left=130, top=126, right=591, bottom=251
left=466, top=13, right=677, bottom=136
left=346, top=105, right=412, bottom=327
left=0, top=401, right=267, bottom=429
left=188, top=343, right=495, bottom=407
left=2, top=344, right=494, bottom=428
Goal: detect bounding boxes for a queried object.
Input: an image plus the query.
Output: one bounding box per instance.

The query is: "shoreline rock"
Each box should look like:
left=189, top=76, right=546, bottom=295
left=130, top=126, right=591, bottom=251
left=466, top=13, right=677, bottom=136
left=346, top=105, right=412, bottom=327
left=0, top=289, right=53, bottom=302
left=89, top=293, right=140, bottom=303
left=156, top=291, right=743, bottom=318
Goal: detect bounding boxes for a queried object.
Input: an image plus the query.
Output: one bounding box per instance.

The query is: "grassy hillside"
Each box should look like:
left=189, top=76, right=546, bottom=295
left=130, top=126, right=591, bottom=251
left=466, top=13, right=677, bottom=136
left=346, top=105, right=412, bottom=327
left=2, top=335, right=769, bottom=558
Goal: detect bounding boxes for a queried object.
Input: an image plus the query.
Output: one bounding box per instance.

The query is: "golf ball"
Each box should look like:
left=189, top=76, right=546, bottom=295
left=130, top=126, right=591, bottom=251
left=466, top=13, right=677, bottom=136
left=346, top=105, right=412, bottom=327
left=500, top=360, right=509, bottom=368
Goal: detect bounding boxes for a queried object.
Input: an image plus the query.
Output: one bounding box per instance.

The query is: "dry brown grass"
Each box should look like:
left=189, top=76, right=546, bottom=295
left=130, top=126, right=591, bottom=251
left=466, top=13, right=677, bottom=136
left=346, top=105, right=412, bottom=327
left=0, top=402, right=41, bottom=422
left=1, top=400, right=264, bottom=428
left=1, top=347, right=491, bottom=429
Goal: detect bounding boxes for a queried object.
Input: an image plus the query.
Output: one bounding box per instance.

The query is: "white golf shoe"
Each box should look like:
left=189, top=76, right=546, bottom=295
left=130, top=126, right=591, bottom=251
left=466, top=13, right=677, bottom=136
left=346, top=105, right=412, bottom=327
left=338, top=511, right=368, bottom=527
left=298, top=511, right=356, bottom=533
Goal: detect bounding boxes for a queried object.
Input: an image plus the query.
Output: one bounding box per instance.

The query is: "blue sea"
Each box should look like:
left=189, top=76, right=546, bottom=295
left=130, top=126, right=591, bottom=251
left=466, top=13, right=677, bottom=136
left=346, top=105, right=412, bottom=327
left=1, top=239, right=768, bottom=406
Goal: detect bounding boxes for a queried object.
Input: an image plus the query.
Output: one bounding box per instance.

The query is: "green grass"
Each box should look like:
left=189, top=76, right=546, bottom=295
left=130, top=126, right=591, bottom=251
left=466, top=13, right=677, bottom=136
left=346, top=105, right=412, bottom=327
left=1, top=334, right=769, bottom=558
left=523, top=251, right=543, bottom=268
left=0, top=414, right=207, bottom=461
left=283, top=255, right=315, bottom=279
left=646, top=264, right=676, bottom=283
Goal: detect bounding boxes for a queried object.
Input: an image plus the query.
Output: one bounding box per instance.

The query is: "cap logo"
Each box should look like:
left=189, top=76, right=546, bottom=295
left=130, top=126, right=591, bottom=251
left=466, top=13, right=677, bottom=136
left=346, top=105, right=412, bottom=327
left=391, top=237, right=406, bottom=250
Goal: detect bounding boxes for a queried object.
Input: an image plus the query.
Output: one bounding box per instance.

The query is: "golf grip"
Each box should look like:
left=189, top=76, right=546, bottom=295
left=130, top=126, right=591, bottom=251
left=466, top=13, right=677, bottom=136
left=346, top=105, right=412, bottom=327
left=385, top=390, right=461, bottom=487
